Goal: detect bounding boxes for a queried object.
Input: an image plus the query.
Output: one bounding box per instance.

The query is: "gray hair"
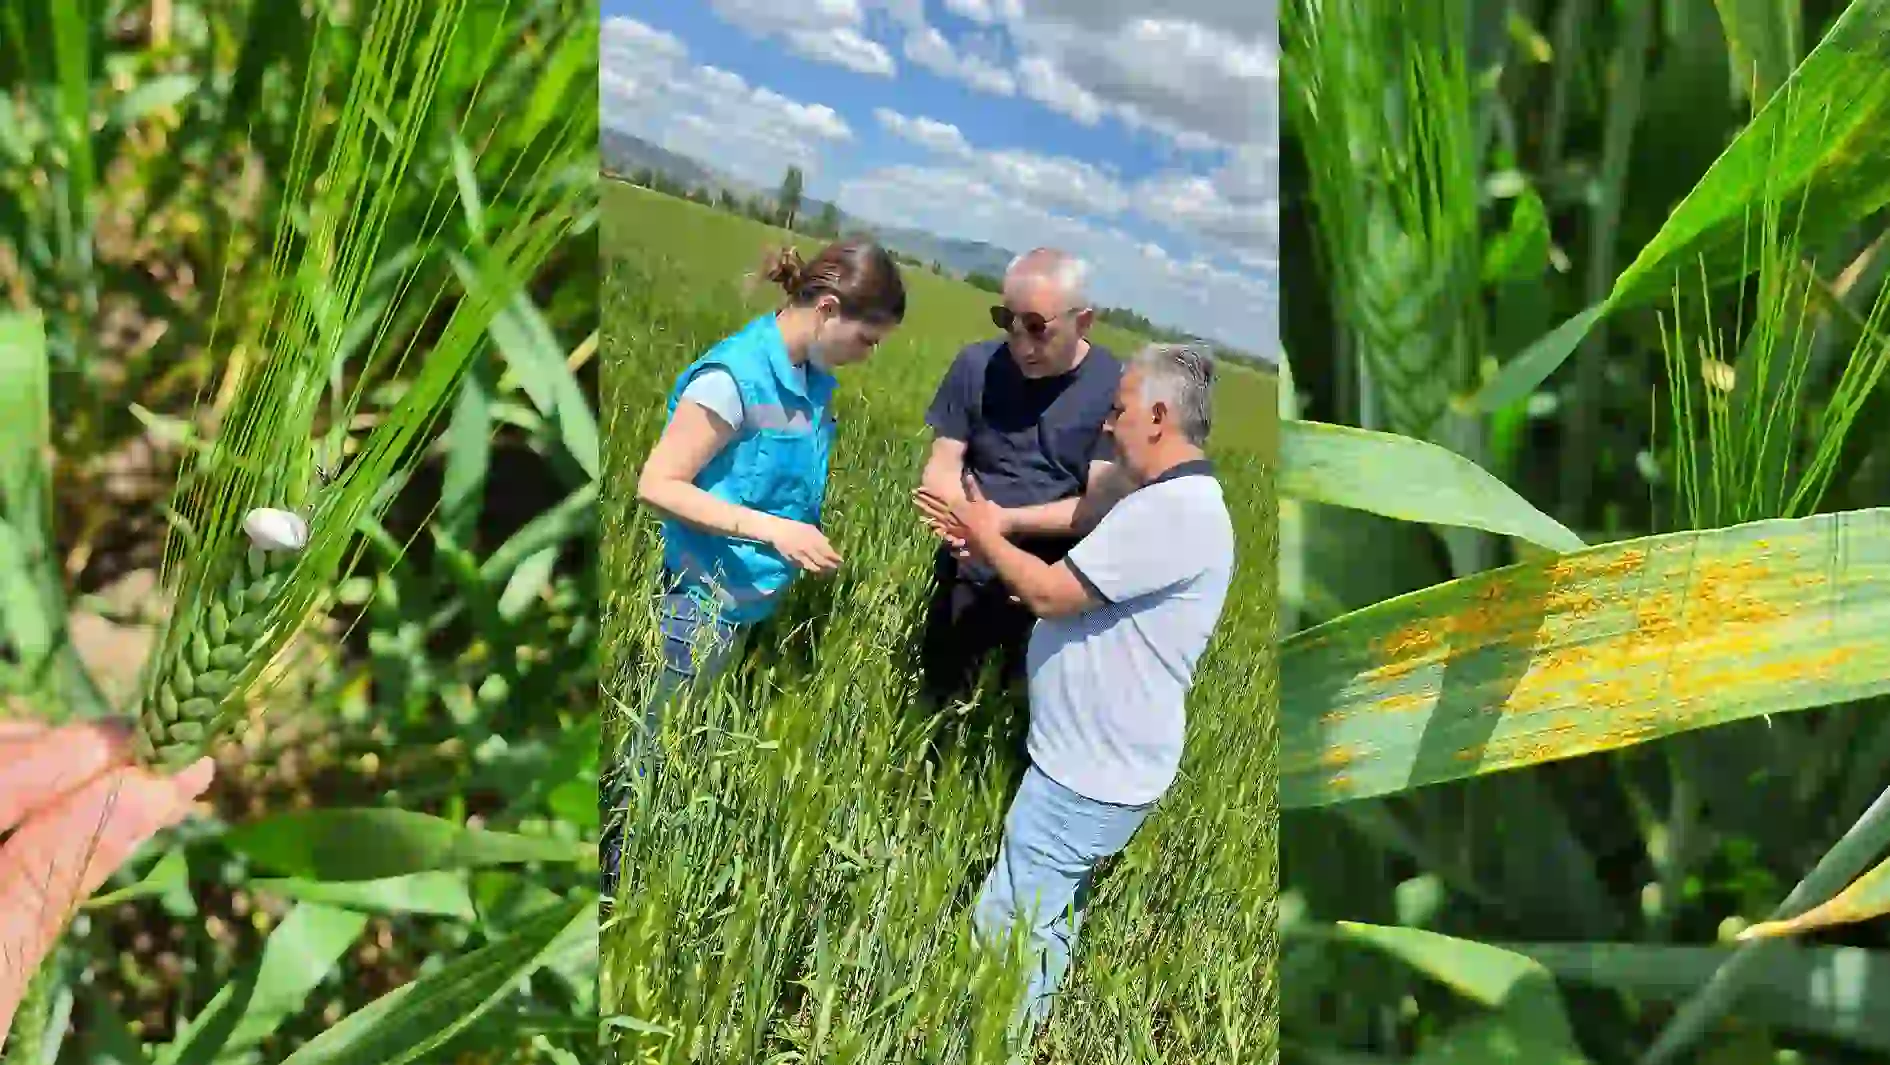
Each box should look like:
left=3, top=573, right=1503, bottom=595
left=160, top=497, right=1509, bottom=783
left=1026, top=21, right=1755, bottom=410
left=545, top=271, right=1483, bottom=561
left=1130, top=343, right=1216, bottom=444
left=1005, top=247, right=1091, bottom=309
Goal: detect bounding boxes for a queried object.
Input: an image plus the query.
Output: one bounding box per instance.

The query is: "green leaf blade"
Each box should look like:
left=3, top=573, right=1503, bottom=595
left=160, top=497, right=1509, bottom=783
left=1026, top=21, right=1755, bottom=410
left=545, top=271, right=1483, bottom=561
left=275, top=898, right=591, bottom=1065
left=222, top=809, right=584, bottom=881
left=1281, top=420, right=1586, bottom=553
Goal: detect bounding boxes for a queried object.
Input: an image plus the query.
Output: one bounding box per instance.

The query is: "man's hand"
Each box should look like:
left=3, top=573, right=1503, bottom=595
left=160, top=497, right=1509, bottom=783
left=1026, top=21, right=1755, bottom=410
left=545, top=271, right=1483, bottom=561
left=0, top=719, right=214, bottom=1045
left=915, top=476, right=1005, bottom=558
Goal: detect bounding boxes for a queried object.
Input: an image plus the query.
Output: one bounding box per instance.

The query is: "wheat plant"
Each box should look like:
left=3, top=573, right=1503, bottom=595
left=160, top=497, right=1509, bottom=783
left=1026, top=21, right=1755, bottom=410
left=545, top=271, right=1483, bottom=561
left=1, top=0, right=599, bottom=1061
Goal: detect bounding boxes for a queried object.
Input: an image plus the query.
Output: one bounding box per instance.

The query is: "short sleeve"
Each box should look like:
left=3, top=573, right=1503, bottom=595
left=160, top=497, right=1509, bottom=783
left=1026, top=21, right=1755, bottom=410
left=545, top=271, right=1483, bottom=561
left=1064, top=488, right=1204, bottom=604
left=924, top=347, right=979, bottom=441
left=676, top=367, right=744, bottom=432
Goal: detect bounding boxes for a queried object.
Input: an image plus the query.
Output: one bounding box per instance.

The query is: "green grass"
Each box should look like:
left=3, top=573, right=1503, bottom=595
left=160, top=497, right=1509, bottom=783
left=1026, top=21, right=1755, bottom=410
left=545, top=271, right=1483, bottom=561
left=597, top=180, right=1280, bottom=1064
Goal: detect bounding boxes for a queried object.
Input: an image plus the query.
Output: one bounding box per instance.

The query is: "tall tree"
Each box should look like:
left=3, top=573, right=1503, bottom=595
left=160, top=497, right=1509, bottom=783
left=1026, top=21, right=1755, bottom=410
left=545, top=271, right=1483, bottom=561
left=778, top=165, right=804, bottom=229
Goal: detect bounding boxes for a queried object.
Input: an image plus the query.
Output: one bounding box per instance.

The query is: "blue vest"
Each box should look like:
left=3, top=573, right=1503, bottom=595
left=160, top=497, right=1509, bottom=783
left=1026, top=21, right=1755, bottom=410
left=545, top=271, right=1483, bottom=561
left=661, top=314, right=837, bottom=625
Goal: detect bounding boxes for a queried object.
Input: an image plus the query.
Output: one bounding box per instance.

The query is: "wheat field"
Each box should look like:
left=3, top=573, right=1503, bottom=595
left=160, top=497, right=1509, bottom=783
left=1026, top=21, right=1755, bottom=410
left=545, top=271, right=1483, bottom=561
left=597, top=180, right=1280, bottom=1064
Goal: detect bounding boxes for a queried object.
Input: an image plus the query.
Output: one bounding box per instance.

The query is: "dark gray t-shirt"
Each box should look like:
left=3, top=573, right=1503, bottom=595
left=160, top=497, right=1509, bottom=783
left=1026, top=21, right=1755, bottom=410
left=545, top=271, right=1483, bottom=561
left=925, top=339, right=1122, bottom=583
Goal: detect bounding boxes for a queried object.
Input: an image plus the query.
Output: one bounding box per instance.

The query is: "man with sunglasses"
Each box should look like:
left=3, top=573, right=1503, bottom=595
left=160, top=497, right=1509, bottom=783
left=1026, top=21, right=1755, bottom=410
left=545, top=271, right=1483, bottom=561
left=913, top=247, right=1132, bottom=719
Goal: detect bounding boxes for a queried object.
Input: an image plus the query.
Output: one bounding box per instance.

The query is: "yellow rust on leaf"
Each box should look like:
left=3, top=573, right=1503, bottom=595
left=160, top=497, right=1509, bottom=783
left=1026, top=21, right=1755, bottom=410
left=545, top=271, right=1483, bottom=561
left=1372, top=689, right=1434, bottom=716
left=1546, top=547, right=1647, bottom=584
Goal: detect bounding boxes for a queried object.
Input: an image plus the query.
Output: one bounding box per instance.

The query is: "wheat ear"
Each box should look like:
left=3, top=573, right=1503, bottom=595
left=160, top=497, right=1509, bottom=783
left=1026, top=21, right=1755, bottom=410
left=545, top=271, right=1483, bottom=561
left=133, top=508, right=308, bottom=771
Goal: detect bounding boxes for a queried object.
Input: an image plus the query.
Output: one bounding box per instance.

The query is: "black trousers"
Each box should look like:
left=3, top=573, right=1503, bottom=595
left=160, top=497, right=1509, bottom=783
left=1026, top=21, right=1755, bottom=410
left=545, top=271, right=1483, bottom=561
left=918, top=546, right=1043, bottom=708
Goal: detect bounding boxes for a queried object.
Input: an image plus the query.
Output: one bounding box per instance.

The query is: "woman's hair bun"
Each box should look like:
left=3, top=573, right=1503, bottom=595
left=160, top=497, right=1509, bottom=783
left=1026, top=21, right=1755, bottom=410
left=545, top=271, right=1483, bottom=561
left=759, top=245, right=806, bottom=294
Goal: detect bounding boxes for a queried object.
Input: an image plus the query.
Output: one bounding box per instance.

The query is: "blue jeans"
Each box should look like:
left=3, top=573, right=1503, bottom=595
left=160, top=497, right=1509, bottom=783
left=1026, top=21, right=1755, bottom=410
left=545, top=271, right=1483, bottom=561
left=599, top=587, right=743, bottom=901
left=971, top=763, right=1156, bottom=1041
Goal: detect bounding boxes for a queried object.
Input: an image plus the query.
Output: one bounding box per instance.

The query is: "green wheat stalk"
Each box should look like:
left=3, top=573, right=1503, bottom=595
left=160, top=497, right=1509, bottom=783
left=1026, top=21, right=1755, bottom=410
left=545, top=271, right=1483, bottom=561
left=1661, top=71, right=1890, bottom=532
left=127, top=0, right=595, bottom=771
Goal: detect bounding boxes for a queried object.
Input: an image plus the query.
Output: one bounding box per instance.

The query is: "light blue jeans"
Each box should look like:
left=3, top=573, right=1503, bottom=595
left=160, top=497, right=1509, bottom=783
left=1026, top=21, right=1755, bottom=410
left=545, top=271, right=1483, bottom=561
left=971, top=763, right=1156, bottom=1041
left=600, top=586, right=744, bottom=900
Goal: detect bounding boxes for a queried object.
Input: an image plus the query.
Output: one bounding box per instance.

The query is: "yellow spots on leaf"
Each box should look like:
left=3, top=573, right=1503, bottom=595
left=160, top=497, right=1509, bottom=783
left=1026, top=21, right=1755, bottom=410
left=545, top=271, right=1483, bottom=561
left=1374, top=689, right=1433, bottom=716
left=1546, top=547, right=1647, bottom=584
left=1318, top=745, right=1359, bottom=770
left=1376, top=621, right=1442, bottom=660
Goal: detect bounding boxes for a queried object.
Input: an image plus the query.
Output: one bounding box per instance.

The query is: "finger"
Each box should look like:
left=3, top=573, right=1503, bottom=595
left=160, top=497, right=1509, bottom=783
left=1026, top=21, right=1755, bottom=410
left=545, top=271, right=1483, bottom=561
left=0, top=718, right=48, bottom=742
left=0, top=720, right=137, bottom=836
left=0, top=757, right=213, bottom=982
left=914, top=496, right=954, bottom=524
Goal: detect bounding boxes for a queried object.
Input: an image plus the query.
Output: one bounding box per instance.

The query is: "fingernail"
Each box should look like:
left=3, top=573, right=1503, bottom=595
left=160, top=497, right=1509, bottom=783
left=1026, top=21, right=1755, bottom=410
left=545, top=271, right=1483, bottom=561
left=172, top=756, right=216, bottom=801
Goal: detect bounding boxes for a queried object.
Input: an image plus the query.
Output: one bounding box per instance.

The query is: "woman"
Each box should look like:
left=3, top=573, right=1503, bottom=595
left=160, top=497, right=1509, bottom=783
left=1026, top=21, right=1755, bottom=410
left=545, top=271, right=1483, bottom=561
left=601, top=238, right=907, bottom=898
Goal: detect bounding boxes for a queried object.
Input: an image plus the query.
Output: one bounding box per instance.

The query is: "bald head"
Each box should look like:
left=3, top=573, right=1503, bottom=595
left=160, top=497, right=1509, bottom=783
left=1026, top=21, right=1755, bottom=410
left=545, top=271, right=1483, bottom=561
left=1005, top=247, right=1092, bottom=309
left=997, top=247, right=1096, bottom=378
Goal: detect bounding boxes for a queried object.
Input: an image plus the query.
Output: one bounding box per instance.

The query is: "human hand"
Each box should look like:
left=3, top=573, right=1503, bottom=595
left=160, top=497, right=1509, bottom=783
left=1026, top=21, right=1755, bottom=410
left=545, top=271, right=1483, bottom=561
left=0, top=719, right=214, bottom=1046
left=915, top=476, right=1007, bottom=557
left=761, top=516, right=843, bottom=576
left=912, top=486, right=971, bottom=552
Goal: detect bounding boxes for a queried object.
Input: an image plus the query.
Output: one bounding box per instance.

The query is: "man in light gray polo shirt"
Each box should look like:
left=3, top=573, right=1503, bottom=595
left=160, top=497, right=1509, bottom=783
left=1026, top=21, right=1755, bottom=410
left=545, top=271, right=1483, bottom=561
left=916, top=341, right=1236, bottom=1041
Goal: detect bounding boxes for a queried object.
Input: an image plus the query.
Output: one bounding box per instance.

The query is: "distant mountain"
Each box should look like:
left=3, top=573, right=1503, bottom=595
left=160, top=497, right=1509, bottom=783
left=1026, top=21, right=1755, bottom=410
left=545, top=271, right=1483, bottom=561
left=868, top=225, right=1016, bottom=280
left=602, top=128, right=747, bottom=196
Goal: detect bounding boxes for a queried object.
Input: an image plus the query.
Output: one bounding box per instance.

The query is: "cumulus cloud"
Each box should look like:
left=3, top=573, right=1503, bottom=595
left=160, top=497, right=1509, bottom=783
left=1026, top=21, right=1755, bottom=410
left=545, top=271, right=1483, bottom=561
left=602, top=17, right=853, bottom=188
left=1016, top=55, right=1105, bottom=126
left=1009, top=13, right=1274, bottom=150
left=880, top=1, right=1282, bottom=265
left=874, top=108, right=973, bottom=157
left=703, top=0, right=896, bottom=76
left=839, top=162, right=1274, bottom=349
left=785, top=26, right=895, bottom=75
left=869, top=106, right=1269, bottom=266
left=1137, top=171, right=1276, bottom=251
left=904, top=23, right=1018, bottom=95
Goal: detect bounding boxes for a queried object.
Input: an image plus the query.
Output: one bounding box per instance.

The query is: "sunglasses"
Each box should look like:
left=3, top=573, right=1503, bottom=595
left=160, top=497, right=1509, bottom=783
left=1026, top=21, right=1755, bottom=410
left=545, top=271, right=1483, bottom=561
left=990, top=305, right=1079, bottom=338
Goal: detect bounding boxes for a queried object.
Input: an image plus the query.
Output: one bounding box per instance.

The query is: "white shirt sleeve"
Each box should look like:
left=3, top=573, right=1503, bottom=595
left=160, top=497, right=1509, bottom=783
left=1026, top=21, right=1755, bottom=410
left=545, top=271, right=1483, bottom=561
left=676, top=368, right=744, bottom=432
left=1063, top=486, right=1205, bottom=604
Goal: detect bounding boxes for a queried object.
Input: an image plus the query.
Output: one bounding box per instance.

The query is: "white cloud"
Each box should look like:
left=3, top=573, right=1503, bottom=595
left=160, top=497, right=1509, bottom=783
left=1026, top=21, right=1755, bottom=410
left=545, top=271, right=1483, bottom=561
left=870, top=105, right=1268, bottom=265
left=839, top=161, right=1274, bottom=350
left=880, top=2, right=1281, bottom=261
left=785, top=27, right=895, bottom=75
left=982, top=149, right=1126, bottom=216
left=873, top=107, right=1128, bottom=218
left=601, top=15, right=687, bottom=83
left=707, top=0, right=866, bottom=34
left=704, top=0, right=900, bottom=77
left=1136, top=171, right=1276, bottom=251
left=904, top=23, right=1018, bottom=95
left=1008, top=12, right=1275, bottom=150
left=1016, top=54, right=1104, bottom=125
left=874, top=108, right=973, bottom=157
left=602, top=18, right=853, bottom=189
left=942, top=0, right=1002, bottom=22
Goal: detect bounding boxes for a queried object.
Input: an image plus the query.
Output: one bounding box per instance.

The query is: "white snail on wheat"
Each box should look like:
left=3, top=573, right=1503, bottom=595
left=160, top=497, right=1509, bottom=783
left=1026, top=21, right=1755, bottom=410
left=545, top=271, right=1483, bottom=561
left=243, top=506, right=311, bottom=552
left=134, top=506, right=312, bottom=769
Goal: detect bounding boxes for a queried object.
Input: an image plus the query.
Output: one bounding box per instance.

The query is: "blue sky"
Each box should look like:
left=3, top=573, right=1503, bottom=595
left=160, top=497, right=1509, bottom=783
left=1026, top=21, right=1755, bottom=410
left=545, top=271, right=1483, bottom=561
left=602, top=0, right=1277, bottom=354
